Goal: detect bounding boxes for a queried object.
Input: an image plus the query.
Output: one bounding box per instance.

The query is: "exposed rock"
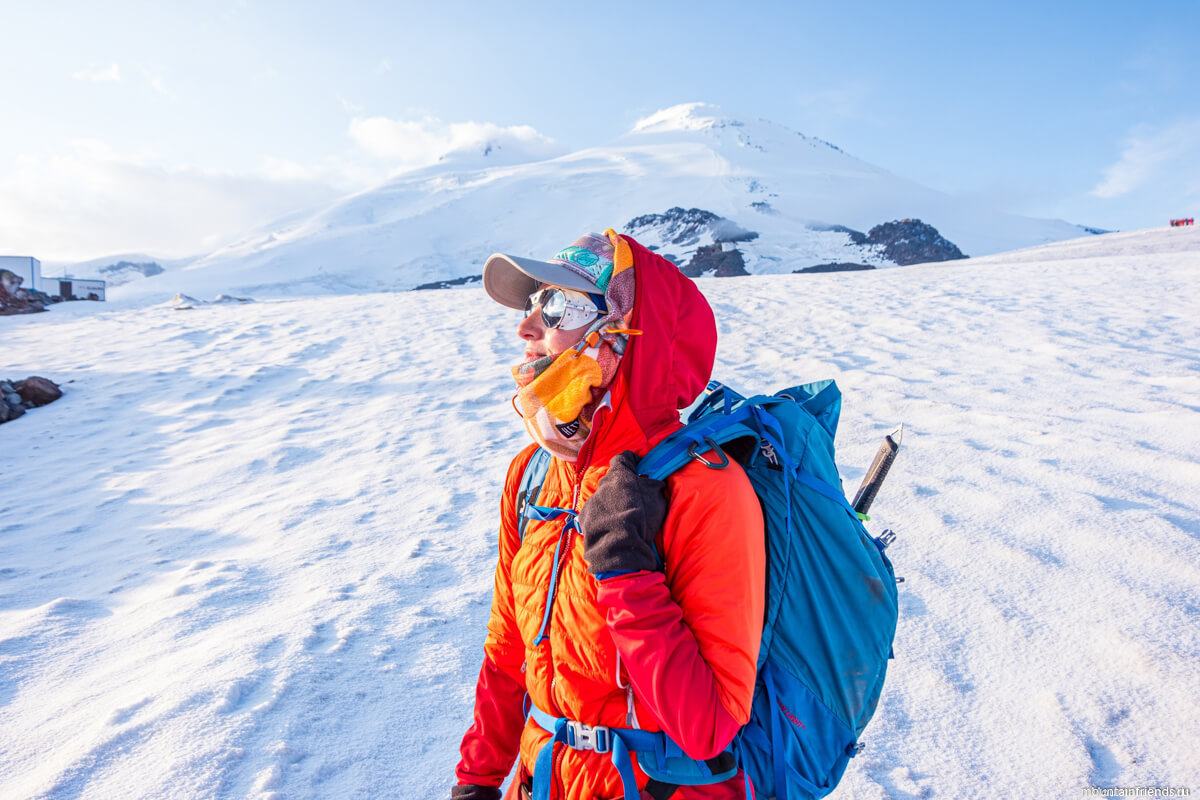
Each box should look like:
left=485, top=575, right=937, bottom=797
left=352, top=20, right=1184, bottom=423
left=626, top=207, right=758, bottom=247
left=15, top=376, right=63, bottom=407
left=0, top=400, right=22, bottom=422
left=0, top=269, right=46, bottom=315
left=0, top=375, right=61, bottom=425
left=412, top=275, right=483, bottom=291
left=864, top=219, right=966, bottom=265
left=682, top=244, right=749, bottom=277
left=794, top=263, right=876, bottom=274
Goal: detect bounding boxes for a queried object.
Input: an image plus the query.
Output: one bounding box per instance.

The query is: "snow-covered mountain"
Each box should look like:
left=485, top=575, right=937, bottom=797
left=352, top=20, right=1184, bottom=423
left=116, top=103, right=1092, bottom=300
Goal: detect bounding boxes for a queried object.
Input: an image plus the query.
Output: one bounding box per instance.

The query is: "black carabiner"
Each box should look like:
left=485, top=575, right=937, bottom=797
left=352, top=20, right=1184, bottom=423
left=687, top=437, right=729, bottom=470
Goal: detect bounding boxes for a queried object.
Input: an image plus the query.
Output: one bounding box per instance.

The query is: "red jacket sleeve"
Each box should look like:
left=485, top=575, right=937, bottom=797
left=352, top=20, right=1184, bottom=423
left=455, top=445, right=539, bottom=787
left=595, top=459, right=765, bottom=760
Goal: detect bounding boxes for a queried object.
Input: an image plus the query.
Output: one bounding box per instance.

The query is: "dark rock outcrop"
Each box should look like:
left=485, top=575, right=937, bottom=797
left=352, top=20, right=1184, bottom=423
left=682, top=244, right=749, bottom=277
left=412, top=275, right=482, bottom=291
left=0, top=269, right=46, bottom=315
left=794, top=263, right=876, bottom=274
left=626, top=207, right=758, bottom=246
left=0, top=376, right=61, bottom=424
left=864, top=219, right=966, bottom=265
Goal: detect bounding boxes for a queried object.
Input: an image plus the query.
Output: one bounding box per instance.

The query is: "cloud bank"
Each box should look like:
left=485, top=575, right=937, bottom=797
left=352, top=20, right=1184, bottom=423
left=0, top=141, right=341, bottom=262
left=348, top=115, right=564, bottom=170
left=0, top=113, right=564, bottom=262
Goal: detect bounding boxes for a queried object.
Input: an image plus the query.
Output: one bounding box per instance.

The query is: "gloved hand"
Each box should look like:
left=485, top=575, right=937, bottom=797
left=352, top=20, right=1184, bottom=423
left=580, top=450, right=668, bottom=576
left=451, top=784, right=501, bottom=800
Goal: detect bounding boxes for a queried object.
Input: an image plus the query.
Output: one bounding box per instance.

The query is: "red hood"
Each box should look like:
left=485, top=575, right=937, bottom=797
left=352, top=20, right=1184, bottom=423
left=579, top=234, right=717, bottom=468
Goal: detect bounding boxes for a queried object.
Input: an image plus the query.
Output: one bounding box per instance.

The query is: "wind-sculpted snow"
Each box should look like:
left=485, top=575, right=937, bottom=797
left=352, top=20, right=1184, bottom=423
left=1, top=226, right=1198, bottom=798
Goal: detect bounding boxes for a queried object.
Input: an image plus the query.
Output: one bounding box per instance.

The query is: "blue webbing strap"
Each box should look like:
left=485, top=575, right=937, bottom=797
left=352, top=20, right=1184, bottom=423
left=793, top=469, right=860, bottom=522
left=529, top=704, right=651, bottom=800
left=523, top=504, right=579, bottom=646
left=531, top=712, right=569, bottom=800
left=529, top=704, right=735, bottom=800
left=638, top=405, right=759, bottom=480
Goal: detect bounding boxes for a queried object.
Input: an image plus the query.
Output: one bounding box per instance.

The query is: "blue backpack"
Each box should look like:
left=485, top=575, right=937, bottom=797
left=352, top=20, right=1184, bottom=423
left=517, top=379, right=900, bottom=800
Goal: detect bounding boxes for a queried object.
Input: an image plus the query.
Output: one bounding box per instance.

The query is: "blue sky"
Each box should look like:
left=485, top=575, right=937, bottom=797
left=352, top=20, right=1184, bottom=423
left=2, top=0, right=1197, bottom=261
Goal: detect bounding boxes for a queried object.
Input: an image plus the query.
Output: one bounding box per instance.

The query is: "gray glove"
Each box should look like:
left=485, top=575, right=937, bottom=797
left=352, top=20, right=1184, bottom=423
left=451, top=785, right=501, bottom=800
left=580, top=450, right=668, bottom=576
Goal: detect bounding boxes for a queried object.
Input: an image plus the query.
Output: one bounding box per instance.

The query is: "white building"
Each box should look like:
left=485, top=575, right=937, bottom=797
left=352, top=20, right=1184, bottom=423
left=54, top=277, right=106, bottom=302
left=0, top=256, right=42, bottom=291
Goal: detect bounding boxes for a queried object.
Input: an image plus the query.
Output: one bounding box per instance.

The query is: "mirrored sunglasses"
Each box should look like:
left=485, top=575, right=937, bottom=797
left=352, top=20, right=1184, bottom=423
left=524, top=287, right=607, bottom=330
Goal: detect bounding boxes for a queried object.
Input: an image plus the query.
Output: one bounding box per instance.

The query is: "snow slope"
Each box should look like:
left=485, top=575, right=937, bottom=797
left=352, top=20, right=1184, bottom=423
left=112, top=104, right=1090, bottom=301
left=2, top=226, right=1198, bottom=799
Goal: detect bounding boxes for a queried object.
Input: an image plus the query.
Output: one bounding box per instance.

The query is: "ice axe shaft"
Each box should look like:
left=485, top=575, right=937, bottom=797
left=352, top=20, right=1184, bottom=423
left=852, top=425, right=903, bottom=516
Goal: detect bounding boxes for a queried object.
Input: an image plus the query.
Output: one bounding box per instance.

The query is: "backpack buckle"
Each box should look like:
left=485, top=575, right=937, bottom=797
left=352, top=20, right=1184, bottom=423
left=566, top=720, right=612, bottom=753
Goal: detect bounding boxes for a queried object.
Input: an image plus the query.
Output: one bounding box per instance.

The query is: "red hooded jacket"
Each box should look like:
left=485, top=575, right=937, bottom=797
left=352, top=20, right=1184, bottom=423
left=456, top=234, right=766, bottom=799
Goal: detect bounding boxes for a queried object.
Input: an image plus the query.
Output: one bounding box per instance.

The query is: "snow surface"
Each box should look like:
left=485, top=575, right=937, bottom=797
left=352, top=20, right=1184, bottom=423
left=2, top=226, right=1199, bottom=799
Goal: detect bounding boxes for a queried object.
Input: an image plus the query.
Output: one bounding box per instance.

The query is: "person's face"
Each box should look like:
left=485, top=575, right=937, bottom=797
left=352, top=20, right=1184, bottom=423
left=517, top=285, right=598, bottom=365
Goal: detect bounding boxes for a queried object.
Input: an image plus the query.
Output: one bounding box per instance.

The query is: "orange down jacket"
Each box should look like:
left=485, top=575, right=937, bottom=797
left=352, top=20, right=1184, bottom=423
left=456, top=234, right=766, bottom=799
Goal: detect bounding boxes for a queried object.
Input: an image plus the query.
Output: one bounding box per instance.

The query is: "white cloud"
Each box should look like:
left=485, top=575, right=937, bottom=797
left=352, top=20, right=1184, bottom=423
left=0, top=114, right=567, bottom=262
left=0, top=141, right=343, bottom=261
left=376, top=57, right=392, bottom=75
left=1092, top=119, right=1200, bottom=199
left=347, top=115, right=564, bottom=170
left=141, top=67, right=175, bottom=98
left=72, top=63, right=121, bottom=83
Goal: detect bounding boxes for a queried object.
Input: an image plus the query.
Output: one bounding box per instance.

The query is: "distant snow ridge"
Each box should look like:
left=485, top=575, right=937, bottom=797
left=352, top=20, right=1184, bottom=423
left=98, top=261, right=165, bottom=286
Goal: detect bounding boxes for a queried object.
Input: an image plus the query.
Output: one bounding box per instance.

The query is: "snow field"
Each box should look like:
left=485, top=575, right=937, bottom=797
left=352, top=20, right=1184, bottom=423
left=2, top=226, right=1199, bottom=798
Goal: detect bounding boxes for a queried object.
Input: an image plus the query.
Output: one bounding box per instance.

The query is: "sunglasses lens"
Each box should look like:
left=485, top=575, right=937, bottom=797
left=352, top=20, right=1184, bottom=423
left=539, top=289, right=566, bottom=328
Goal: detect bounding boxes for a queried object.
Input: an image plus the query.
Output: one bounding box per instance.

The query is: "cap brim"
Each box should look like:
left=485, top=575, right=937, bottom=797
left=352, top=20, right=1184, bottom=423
left=483, top=253, right=601, bottom=310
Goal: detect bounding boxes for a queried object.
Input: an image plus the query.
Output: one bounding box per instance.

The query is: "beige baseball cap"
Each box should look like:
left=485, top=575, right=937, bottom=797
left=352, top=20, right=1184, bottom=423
left=483, top=232, right=616, bottom=310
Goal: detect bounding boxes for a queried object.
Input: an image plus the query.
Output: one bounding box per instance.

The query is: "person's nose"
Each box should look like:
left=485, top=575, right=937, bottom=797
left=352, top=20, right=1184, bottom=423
left=517, top=307, right=543, bottom=340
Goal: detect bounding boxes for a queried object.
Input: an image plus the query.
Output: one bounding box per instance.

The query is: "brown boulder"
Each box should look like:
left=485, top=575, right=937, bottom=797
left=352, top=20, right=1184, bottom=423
left=15, top=376, right=62, bottom=407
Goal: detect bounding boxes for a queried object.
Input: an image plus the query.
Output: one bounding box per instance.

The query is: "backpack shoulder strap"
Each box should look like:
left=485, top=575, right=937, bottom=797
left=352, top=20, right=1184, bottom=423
left=516, top=447, right=552, bottom=543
